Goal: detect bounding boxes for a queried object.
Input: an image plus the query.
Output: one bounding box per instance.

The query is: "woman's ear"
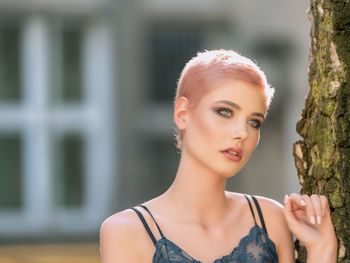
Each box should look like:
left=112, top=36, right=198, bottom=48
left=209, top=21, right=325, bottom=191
left=174, top=96, right=189, bottom=131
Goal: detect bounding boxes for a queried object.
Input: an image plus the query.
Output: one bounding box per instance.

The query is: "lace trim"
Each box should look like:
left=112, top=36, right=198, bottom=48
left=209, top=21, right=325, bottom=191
left=153, top=225, right=278, bottom=263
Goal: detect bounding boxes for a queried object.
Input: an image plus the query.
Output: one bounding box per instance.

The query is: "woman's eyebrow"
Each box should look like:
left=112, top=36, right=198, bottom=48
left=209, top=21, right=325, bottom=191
left=214, top=100, right=265, bottom=120
left=214, top=100, right=241, bottom=110
left=252, top=112, right=265, bottom=120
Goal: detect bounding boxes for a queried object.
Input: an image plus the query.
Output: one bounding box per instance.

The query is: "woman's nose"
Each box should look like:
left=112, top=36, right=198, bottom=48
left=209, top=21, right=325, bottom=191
left=232, top=120, right=248, bottom=141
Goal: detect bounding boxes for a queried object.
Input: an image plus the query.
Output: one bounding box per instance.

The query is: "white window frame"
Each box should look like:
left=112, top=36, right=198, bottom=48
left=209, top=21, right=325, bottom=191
left=0, top=15, right=118, bottom=236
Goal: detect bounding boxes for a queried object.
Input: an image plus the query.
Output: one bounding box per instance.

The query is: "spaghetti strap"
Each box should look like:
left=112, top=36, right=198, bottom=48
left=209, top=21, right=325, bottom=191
left=251, top=195, right=268, bottom=235
left=130, top=207, right=157, bottom=246
left=244, top=195, right=257, bottom=225
left=139, top=204, right=165, bottom=238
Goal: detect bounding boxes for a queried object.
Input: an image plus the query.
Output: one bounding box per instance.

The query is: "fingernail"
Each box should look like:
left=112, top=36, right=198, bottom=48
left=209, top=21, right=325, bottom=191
left=300, top=200, right=306, bottom=206
left=310, top=216, right=315, bottom=224
left=317, top=216, right=321, bottom=224
left=284, top=194, right=288, bottom=205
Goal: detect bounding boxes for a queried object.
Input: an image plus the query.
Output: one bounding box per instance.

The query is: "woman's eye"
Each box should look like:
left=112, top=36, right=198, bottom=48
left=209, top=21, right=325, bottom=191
left=217, top=109, right=232, bottom=117
left=249, top=119, right=261, bottom=128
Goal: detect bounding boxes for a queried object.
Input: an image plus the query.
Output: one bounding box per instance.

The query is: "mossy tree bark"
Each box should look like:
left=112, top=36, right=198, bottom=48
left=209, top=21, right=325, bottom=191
left=293, top=0, right=350, bottom=262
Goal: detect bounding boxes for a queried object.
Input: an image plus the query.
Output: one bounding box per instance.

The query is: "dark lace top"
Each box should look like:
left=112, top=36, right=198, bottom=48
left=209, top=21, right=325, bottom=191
left=131, top=195, right=278, bottom=263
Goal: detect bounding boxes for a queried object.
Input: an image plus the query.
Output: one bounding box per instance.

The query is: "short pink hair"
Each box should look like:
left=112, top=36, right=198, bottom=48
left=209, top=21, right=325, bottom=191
left=174, top=49, right=274, bottom=149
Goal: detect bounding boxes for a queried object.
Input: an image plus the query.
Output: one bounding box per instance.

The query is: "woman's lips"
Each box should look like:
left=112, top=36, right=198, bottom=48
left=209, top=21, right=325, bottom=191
left=220, top=147, right=243, bottom=162
left=221, top=151, right=242, bottom=162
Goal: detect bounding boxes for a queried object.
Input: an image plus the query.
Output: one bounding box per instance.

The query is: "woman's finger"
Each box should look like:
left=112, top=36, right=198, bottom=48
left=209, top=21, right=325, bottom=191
left=310, top=194, right=322, bottom=224
left=302, top=195, right=316, bottom=225
left=288, top=193, right=306, bottom=208
left=320, top=195, right=329, bottom=218
left=283, top=195, right=299, bottom=233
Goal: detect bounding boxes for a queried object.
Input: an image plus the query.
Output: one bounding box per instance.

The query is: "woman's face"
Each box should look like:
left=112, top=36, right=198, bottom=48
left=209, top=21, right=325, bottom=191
left=180, top=78, right=267, bottom=178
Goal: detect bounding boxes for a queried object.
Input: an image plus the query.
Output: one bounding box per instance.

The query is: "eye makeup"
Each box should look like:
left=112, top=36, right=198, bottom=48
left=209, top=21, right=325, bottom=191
left=215, top=108, right=232, bottom=118
left=213, top=106, right=263, bottom=129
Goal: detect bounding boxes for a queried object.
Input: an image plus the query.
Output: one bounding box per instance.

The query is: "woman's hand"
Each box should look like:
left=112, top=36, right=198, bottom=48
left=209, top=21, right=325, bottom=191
left=282, top=193, right=337, bottom=262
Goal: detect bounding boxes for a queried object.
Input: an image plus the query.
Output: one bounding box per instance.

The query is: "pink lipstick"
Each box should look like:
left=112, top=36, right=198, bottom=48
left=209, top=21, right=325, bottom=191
left=220, top=146, right=243, bottom=162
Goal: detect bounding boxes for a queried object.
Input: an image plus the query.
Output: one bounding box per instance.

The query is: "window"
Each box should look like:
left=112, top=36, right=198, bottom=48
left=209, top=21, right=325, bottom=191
left=0, top=133, right=22, bottom=209
left=147, top=24, right=204, bottom=102
left=0, top=16, right=115, bottom=237
left=54, top=133, right=85, bottom=208
left=51, top=23, right=84, bottom=103
left=0, top=22, right=20, bottom=102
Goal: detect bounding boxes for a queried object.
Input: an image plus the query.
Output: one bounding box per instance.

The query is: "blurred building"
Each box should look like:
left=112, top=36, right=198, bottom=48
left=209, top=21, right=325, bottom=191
left=0, top=0, right=310, bottom=243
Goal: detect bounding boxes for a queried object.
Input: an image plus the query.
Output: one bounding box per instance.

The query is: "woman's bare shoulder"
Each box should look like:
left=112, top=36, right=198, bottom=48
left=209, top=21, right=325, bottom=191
left=244, top=194, right=288, bottom=233
left=225, top=191, right=284, bottom=218
left=100, top=209, right=140, bottom=239
left=100, top=208, right=153, bottom=263
left=252, top=195, right=295, bottom=262
left=252, top=195, right=284, bottom=213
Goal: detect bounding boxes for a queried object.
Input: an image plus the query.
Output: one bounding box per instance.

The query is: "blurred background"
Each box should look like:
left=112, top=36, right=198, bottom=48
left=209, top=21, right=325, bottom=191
left=0, top=0, right=310, bottom=262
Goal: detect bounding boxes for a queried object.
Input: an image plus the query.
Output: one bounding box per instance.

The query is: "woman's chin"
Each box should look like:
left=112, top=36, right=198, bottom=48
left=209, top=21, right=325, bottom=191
left=215, top=166, right=242, bottom=178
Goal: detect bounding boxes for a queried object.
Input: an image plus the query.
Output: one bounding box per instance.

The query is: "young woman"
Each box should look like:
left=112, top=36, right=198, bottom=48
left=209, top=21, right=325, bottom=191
left=100, top=50, right=337, bottom=263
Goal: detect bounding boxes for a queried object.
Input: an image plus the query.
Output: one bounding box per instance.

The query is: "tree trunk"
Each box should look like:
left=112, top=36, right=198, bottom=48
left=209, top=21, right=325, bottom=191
left=293, top=0, right=350, bottom=262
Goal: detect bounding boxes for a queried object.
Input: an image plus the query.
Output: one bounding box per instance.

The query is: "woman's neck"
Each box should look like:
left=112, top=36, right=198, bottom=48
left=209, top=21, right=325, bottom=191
left=161, top=151, right=232, bottom=227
